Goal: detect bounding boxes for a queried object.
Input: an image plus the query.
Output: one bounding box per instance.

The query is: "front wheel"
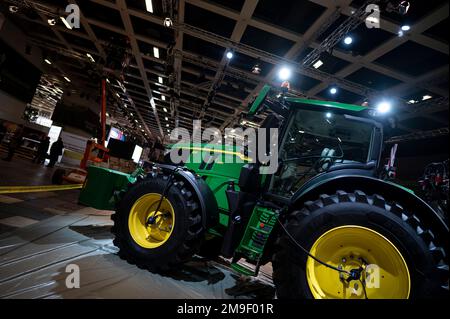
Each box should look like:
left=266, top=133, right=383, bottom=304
left=272, top=190, right=448, bottom=299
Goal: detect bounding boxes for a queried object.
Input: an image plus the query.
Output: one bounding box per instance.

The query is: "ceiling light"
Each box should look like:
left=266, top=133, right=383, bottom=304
left=226, top=51, right=233, bottom=60
left=278, top=67, right=292, bottom=81
left=106, top=78, right=110, bottom=83
left=422, top=95, right=432, bottom=101
left=163, top=18, right=173, bottom=27
left=153, top=47, right=160, bottom=59
left=145, top=0, right=154, bottom=13
left=106, top=113, right=110, bottom=117
left=330, top=87, right=338, bottom=95
left=163, top=107, right=168, bottom=112
left=313, top=60, right=323, bottom=69
left=377, top=101, right=392, bottom=114
left=407, top=99, right=417, bottom=104
left=325, top=112, right=332, bottom=118
left=47, top=19, right=56, bottom=26
left=252, top=64, right=261, bottom=74
left=9, top=6, right=18, bottom=13
left=64, top=76, right=71, bottom=82
left=401, top=25, right=411, bottom=31
left=343, top=36, right=353, bottom=45
left=158, top=76, right=163, bottom=84
left=165, top=117, right=169, bottom=121
left=86, top=53, right=95, bottom=63
left=166, top=124, right=170, bottom=127
left=60, top=17, right=73, bottom=30
left=44, top=59, right=52, bottom=65
left=161, top=95, right=166, bottom=101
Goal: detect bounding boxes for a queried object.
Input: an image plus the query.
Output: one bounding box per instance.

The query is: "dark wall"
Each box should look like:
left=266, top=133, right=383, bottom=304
left=383, top=136, right=449, bottom=180
left=52, top=102, right=100, bottom=137
left=0, top=39, right=41, bottom=103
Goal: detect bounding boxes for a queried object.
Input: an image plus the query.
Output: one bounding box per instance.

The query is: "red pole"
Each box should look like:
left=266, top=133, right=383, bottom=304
left=101, top=78, right=107, bottom=146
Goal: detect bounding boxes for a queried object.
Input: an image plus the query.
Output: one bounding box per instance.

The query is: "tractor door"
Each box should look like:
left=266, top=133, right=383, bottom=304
left=267, top=108, right=377, bottom=198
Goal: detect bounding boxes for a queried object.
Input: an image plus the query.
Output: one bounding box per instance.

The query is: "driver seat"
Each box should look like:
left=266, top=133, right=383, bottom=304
left=318, top=148, right=336, bottom=171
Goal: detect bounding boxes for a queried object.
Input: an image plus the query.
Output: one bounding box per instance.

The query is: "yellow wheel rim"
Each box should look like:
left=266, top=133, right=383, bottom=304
left=306, top=225, right=411, bottom=299
left=128, top=193, right=175, bottom=249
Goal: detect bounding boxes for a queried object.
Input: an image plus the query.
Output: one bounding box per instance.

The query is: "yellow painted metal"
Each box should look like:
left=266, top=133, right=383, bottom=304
left=306, top=225, right=411, bottom=299
left=0, top=184, right=83, bottom=194
left=128, top=193, right=175, bottom=249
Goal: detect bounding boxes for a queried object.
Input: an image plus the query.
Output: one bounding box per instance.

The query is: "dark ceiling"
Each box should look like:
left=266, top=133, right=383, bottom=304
left=0, top=0, right=448, bottom=143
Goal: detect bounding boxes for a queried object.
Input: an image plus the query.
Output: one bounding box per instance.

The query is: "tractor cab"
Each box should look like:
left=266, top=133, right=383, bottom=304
left=249, top=85, right=383, bottom=199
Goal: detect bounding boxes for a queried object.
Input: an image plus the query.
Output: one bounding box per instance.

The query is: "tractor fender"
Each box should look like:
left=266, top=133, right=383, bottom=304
left=154, top=164, right=219, bottom=229
left=290, top=174, right=449, bottom=236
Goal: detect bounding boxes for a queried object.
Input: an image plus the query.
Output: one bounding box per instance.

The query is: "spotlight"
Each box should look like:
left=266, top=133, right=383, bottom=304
left=313, top=60, right=323, bottom=69
left=278, top=67, right=292, bottom=81
left=9, top=5, right=19, bottom=13
left=44, top=59, right=52, bottom=65
left=401, top=25, right=411, bottom=31
left=252, top=63, right=261, bottom=74
left=153, top=47, right=160, bottom=59
left=64, top=76, right=71, bottom=83
left=377, top=101, right=392, bottom=114
left=226, top=51, right=234, bottom=60
left=325, top=112, right=332, bottom=118
left=163, top=107, right=168, bottom=112
left=163, top=18, right=173, bottom=27
left=86, top=53, right=95, bottom=63
left=344, top=36, right=353, bottom=45
left=329, top=87, right=338, bottom=95
left=422, top=95, right=432, bottom=101
left=398, top=1, right=411, bottom=15
left=47, top=18, right=57, bottom=26
left=386, top=1, right=411, bottom=15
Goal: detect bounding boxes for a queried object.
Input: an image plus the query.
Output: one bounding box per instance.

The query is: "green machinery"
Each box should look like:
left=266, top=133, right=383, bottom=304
left=81, top=85, right=448, bottom=299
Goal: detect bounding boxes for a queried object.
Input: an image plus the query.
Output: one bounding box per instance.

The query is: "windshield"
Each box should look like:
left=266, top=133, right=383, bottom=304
left=270, top=108, right=374, bottom=197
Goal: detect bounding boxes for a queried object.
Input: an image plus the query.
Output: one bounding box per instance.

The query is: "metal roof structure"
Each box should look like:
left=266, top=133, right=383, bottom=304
left=1, top=0, right=448, bottom=144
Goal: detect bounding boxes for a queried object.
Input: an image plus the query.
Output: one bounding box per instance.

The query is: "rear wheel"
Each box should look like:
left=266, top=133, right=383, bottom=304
left=111, top=173, right=204, bottom=271
left=273, top=190, right=448, bottom=299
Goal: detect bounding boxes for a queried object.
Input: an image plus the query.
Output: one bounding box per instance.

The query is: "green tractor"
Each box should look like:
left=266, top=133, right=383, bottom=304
left=110, top=85, right=448, bottom=299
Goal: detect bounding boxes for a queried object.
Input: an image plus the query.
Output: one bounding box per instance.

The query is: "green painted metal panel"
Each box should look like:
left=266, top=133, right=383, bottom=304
left=248, top=84, right=271, bottom=115
left=285, top=97, right=368, bottom=112
left=79, top=166, right=135, bottom=210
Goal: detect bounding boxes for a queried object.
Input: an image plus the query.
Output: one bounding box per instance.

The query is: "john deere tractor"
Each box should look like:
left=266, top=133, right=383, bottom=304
left=109, top=85, right=448, bottom=299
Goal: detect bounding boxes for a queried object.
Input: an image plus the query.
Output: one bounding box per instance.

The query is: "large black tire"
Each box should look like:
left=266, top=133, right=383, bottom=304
left=273, top=190, right=449, bottom=299
left=111, top=173, right=204, bottom=272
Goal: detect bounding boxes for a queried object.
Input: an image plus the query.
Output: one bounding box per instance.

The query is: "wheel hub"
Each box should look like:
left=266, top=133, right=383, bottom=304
left=306, top=225, right=411, bottom=299
left=128, top=193, right=175, bottom=249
